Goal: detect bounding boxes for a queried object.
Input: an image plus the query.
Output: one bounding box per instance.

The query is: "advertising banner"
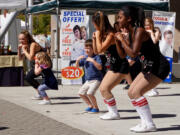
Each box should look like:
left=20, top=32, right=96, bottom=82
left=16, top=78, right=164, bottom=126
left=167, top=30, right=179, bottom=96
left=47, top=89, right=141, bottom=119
left=152, top=11, right=176, bottom=82
left=60, top=10, right=89, bottom=85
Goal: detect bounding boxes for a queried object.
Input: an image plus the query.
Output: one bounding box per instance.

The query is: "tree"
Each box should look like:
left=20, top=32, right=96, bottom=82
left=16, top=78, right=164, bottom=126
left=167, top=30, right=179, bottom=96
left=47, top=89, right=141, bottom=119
left=17, top=14, right=51, bottom=35
left=33, top=14, right=50, bottom=35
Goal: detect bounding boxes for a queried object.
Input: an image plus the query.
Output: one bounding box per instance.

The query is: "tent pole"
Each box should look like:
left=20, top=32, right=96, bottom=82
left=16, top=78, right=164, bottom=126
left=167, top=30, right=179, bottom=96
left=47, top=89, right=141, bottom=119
left=56, top=0, right=60, bottom=79
left=28, top=0, right=33, bottom=34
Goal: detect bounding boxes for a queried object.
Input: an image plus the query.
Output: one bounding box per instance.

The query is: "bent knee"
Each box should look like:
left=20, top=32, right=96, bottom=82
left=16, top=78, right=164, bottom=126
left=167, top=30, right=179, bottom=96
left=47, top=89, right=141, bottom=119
left=79, top=93, right=85, bottom=97
left=128, top=90, right=141, bottom=99
left=87, top=94, right=94, bottom=97
left=99, top=86, right=108, bottom=94
left=128, top=88, right=133, bottom=98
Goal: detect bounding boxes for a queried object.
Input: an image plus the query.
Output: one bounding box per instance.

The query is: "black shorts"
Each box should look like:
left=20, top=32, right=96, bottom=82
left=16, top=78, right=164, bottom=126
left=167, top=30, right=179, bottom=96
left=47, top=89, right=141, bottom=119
left=142, top=55, right=170, bottom=80
left=110, top=58, right=130, bottom=74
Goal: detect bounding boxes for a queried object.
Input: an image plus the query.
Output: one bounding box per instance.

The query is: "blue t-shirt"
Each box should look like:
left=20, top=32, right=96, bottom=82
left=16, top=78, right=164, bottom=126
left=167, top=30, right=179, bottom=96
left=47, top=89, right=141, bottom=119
left=79, top=55, right=103, bottom=81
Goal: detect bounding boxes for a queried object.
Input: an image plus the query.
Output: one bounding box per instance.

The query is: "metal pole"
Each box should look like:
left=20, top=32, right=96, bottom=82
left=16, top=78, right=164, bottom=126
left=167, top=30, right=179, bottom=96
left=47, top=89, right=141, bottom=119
left=56, top=0, right=60, bottom=78
left=28, top=0, right=33, bottom=34
left=25, top=0, right=28, bottom=30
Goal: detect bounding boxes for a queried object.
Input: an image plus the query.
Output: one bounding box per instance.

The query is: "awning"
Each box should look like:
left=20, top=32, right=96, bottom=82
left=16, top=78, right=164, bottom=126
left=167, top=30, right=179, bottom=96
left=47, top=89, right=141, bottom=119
left=0, top=0, right=26, bottom=11
left=60, top=0, right=169, bottom=12
left=26, top=0, right=169, bottom=14
left=26, top=0, right=58, bottom=14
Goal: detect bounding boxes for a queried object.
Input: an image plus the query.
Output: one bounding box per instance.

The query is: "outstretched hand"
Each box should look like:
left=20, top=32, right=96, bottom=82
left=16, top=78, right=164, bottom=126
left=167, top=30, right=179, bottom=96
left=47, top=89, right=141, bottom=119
left=22, top=45, right=28, bottom=52
left=145, top=29, right=153, bottom=34
left=86, top=57, right=94, bottom=62
left=18, top=44, right=23, bottom=49
left=77, top=55, right=85, bottom=61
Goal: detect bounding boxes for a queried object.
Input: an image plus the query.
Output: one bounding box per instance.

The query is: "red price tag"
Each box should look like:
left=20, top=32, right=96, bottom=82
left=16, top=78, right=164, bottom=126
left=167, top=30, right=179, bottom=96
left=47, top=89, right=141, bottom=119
left=61, top=66, right=84, bottom=80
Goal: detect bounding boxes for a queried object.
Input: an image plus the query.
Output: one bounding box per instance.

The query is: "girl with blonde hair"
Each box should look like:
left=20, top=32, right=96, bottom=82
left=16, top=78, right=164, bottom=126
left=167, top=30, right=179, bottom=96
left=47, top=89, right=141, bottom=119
left=34, top=52, right=58, bottom=105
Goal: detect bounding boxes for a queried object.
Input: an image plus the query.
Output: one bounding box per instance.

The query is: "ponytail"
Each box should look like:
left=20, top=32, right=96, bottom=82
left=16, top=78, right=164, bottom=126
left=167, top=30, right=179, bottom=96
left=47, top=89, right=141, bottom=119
left=92, top=11, right=114, bottom=41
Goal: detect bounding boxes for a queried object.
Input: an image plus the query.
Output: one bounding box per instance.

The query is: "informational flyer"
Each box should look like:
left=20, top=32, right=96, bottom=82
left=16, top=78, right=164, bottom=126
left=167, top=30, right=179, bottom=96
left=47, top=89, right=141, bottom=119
left=153, top=11, right=176, bottom=82
left=60, top=10, right=89, bottom=85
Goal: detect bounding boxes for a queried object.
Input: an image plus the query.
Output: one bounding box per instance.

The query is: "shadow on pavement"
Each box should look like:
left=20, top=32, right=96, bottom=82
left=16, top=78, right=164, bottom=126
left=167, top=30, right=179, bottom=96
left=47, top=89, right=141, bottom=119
left=157, top=125, right=180, bottom=131
left=0, top=127, right=9, bottom=130
left=120, top=114, right=176, bottom=120
left=157, top=87, right=171, bottom=89
left=158, top=93, right=180, bottom=97
left=152, top=114, right=176, bottom=118
left=100, top=109, right=136, bottom=113
left=50, top=96, right=80, bottom=100
left=51, top=102, right=82, bottom=105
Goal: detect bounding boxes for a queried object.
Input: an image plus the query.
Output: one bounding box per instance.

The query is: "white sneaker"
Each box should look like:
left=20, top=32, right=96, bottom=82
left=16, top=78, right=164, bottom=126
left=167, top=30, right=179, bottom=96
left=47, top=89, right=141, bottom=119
left=130, top=120, right=146, bottom=131
left=31, top=95, right=43, bottom=100
left=130, top=124, right=142, bottom=131
left=146, top=89, right=159, bottom=97
left=131, top=124, right=157, bottom=133
left=99, top=112, right=120, bottom=120
left=38, top=100, right=51, bottom=105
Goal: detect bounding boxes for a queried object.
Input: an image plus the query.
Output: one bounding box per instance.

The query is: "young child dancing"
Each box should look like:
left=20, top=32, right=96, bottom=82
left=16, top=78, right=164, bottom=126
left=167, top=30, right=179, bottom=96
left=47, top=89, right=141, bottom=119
left=34, top=52, right=58, bottom=105
left=76, top=39, right=103, bottom=113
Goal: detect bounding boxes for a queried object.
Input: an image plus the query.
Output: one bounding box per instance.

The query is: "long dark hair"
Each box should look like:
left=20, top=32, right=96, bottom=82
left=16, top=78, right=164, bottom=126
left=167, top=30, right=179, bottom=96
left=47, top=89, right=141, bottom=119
left=20, top=30, right=35, bottom=45
left=92, top=11, right=114, bottom=41
left=120, top=6, right=145, bottom=28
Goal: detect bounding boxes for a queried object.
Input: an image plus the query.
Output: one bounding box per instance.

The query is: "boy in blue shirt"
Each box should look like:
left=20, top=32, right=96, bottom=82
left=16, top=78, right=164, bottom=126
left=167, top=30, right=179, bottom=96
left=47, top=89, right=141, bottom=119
left=76, top=39, right=103, bottom=113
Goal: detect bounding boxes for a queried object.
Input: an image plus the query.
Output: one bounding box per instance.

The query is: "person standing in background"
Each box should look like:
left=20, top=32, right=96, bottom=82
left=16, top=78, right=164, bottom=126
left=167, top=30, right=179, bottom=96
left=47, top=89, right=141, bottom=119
left=144, top=17, right=162, bottom=97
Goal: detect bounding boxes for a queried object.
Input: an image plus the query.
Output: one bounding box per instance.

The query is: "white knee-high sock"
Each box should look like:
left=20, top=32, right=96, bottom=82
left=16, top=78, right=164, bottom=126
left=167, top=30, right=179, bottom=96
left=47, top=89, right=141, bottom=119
left=104, top=97, right=118, bottom=114
left=135, top=96, right=155, bottom=126
left=131, top=99, right=145, bottom=125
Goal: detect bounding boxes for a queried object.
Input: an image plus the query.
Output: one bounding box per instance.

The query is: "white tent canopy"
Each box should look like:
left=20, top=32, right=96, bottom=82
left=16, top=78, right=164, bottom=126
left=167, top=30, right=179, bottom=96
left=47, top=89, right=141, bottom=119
left=0, top=0, right=26, bottom=10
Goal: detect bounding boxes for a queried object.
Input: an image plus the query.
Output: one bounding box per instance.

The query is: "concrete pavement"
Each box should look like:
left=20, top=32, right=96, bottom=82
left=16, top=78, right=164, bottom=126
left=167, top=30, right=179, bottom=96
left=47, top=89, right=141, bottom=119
left=0, top=83, right=180, bottom=135
left=0, top=99, right=91, bottom=135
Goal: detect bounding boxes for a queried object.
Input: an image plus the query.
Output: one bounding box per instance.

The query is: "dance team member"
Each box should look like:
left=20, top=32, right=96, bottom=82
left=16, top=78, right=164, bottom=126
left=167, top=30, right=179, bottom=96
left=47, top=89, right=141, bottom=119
left=115, top=6, right=170, bottom=132
left=92, top=11, right=130, bottom=120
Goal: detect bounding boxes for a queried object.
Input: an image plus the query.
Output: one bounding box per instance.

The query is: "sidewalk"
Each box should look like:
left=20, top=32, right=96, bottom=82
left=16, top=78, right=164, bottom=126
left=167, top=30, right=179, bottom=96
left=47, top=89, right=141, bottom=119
left=0, top=83, right=180, bottom=135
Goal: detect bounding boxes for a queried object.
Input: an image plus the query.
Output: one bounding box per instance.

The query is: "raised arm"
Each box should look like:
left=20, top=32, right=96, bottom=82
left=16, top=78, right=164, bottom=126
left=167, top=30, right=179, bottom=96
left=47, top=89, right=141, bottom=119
left=95, top=31, right=114, bottom=53
left=146, top=27, right=161, bottom=44
left=116, top=27, right=146, bottom=58
left=92, top=32, right=98, bottom=54
left=115, top=31, right=130, bottom=58
left=34, top=63, right=42, bottom=75
left=86, top=57, right=102, bottom=70
left=75, top=55, right=85, bottom=67
left=22, top=42, right=37, bottom=61
left=18, top=44, right=24, bottom=60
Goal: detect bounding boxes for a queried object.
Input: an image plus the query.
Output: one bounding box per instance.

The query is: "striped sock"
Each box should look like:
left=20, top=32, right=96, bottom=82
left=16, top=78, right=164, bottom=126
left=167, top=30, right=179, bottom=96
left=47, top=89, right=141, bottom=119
left=104, top=97, right=118, bottom=114
left=135, top=96, right=154, bottom=126
left=131, top=99, right=145, bottom=125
